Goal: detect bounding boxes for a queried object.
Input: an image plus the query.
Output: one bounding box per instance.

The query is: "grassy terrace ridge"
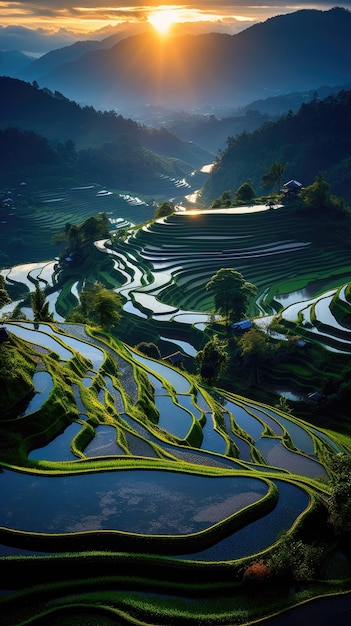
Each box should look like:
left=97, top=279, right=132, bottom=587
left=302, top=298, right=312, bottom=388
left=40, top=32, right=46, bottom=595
left=116, top=204, right=350, bottom=317
left=1, top=193, right=351, bottom=624
left=0, top=320, right=350, bottom=625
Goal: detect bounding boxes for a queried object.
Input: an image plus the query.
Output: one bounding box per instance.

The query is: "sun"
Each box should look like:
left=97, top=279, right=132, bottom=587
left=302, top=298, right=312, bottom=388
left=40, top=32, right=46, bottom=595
left=148, top=8, right=180, bottom=35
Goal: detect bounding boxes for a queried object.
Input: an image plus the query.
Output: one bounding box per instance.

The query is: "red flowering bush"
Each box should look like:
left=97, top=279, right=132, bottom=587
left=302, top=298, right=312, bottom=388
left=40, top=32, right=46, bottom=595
left=243, top=561, right=271, bottom=584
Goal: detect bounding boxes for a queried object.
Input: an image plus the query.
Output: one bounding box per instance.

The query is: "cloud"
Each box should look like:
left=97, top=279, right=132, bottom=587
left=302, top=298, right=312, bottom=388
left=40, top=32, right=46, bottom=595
left=0, top=25, right=82, bottom=53
left=0, top=2, right=350, bottom=54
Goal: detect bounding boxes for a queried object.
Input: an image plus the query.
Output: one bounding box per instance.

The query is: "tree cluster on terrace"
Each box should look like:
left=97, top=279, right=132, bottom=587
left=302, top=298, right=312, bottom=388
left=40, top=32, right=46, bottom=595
left=0, top=275, right=12, bottom=308
left=300, top=173, right=348, bottom=215
left=153, top=201, right=174, bottom=220
left=211, top=182, right=256, bottom=208
left=205, top=268, right=257, bottom=326
left=31, top=284, right=53, bottom=324
left=68, top=282, right=122, bottom=332
left=327, top=453, right=351, bottom=536
left=52, top=213, right=110, bottom=264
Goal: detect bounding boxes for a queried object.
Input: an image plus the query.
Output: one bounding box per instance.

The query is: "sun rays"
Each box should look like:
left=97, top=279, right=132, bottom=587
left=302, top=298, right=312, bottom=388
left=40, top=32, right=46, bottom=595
left=147, top=7, right=184, bottom=35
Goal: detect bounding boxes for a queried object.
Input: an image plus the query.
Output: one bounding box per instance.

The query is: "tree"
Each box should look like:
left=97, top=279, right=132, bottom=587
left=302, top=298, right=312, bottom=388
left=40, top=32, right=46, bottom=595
left=327, top=453, right=351, bottom=536
left=31, top=284, right=54, bottom=323
left=237, top=327, right=273, bottom=384
left=153, top=202, right=174, bottom=220
left=0, top=275, right=11, bottom=308
left=261, top=161, right=286, bottom=193
left=274, top=395, right=294, bottom=415
left=302, top=173, right=330, bottom=209
left=235, top=182, right=255, bottom=204
left=267, top=533, right=323, bottom=583
left=195, top=336, right=227, bottom=385
left=70, top=283, right=122, bottom=331
left=52, top=213, right=110, bottom=261
left=211, top=190, right=232, bottom=208
left=301, top=173, right=346, bottom=214
left=205, top=268, right=257, bottom=325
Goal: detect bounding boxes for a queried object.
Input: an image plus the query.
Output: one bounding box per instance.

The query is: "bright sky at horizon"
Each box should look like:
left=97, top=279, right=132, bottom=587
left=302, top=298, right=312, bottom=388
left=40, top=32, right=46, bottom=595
left=0, top=2, right=350, bottom=54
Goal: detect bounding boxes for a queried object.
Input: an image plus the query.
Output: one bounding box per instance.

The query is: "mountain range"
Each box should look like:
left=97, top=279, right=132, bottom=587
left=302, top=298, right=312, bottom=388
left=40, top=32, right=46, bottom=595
left=7, top=7, right=350, bottom=115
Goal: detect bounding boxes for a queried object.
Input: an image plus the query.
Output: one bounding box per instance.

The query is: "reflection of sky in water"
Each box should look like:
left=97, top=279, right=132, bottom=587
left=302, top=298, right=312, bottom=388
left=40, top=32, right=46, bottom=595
left=8, top=324, right=72, bottom=359
left=176, top=394, right=202, bottom=420
left=255, top=437, right=327, bottom=479
left=201, top=414, right=226, bottom=455
left=32, top=323, right=104, bottom=369
left=160, top=335, right=197, bottom=357
left=264, top=410, right=314, bottom=455
left=128, top=349, right=191, bottom=392
left=22, top=372, right=53, bottom=415
left=29, top=422, right=81, bottom=461
left=0, top=469, right=267, bottom=537
left=84, top=426, right=125, bottom=457
left=178, top=480, right=310, bottom=561
left=223, top=413, right=252, bottom=462
left=246, top=402, right=315, bottom=456
left=224, top=401, right=264, bottom=440
left=155, top=395, right=193, bottom=439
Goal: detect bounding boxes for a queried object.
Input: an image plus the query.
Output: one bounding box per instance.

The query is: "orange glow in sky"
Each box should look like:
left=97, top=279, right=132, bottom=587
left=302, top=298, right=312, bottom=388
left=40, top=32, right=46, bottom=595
left=147, top=5, right=237, bottom=35
left=148, top=8, right=186, bottom=35
left=0, top=3, right=347, bottom=55
left=0, top=2, right=262, bottom=35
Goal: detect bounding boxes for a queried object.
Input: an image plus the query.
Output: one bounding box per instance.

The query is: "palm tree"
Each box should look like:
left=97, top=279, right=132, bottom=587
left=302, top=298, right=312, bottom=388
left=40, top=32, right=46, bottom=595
left=31, top=284, right=53, bottom=324
left=261, top=161, right=286, bottom=193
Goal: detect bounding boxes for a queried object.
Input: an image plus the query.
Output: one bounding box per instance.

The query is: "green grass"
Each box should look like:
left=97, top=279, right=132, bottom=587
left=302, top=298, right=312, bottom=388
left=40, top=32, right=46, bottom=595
left=2, top=198, right=351, bottom=625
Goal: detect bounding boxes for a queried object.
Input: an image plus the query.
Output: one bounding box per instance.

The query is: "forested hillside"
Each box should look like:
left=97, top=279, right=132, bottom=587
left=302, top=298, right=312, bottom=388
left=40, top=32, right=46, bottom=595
left=201, top=90, right=351, bottom=203
left=0, top=78, right=210, bottom=189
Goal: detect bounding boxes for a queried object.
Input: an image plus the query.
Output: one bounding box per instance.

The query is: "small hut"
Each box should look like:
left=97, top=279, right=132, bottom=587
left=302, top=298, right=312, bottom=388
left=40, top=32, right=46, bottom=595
left=231, top=319, right=252, bottom=335
left=282, top=180, right=303, bottom=199
left=162, top=351, right=187, bottom=367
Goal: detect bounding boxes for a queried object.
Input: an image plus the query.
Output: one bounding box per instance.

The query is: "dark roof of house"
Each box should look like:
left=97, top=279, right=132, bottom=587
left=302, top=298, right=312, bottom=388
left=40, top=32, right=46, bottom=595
left=162, top=351, right=187, bottom=364
left=283, top=179, right=302, bottom=189
left=308, top=391, right=324, bottom=401
left=231, top=319, right=252, bottom=332
left=296, top=339, right=307, bottom=347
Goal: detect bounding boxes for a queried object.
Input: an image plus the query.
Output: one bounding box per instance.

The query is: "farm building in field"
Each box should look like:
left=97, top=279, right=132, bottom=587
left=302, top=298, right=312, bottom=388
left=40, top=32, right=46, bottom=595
left=162, top=351, right=187, bottom=366
left=231, top=319, right=253, bottom=335
left=282, top=180, right=303, bottom=198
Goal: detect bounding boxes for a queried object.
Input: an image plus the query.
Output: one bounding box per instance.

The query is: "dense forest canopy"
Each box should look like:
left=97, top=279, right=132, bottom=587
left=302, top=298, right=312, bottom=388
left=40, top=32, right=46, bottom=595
left=202, top=89, right=351, bottom=203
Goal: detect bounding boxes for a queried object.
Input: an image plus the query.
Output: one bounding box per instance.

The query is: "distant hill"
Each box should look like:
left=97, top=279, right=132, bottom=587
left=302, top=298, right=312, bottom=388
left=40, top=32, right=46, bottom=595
left=164, top=84, right=351, bottom=153
left=0, top=78, right=211, bottom=191
left=0, top=76, right=210, bottom=162
left=0, top=50, right=33, bottom=75
left=17, top=32, right=135, bottom=83
left=15, top=8, right=351, bottom=113
left=239, top=84, right=351, bottom=118
left=201, top=89, right=351, bottom=203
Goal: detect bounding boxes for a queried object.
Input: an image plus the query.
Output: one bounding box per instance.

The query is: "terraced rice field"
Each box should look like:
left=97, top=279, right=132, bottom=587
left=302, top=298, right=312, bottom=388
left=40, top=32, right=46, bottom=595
left=1, top=192, right=351, bottom=623
left=81, top=206, right=351, bottom=351
left=2, top=203, right=351, bottom=355
left=1, top=321, right=344, bottom=564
